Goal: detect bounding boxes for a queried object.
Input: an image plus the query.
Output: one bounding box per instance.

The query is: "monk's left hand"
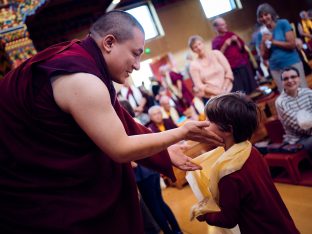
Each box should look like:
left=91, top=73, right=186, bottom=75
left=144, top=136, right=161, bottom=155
left=167, top=142, right=202, bottom=171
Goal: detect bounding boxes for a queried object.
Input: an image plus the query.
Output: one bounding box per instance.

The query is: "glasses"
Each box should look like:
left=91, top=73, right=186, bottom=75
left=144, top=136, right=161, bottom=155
left=282, top=75, right=298, bottom=82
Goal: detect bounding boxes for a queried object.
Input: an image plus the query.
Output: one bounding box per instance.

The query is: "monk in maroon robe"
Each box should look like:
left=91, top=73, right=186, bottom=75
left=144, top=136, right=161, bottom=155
left=0, top=11, right=223, bottom=233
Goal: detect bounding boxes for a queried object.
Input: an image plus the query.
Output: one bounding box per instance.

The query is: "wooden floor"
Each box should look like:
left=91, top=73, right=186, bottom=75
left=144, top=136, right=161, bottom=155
left=163, top=183, right=312, bottom=234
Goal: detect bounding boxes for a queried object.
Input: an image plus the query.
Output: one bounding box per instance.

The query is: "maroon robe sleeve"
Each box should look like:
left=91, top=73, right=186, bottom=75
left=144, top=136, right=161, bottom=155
left=204, top=176, right=240, bottom=228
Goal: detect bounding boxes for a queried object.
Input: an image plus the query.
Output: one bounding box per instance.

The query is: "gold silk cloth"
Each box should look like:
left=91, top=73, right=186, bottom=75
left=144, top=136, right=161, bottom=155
left=186, top=141, right=252, bottom=234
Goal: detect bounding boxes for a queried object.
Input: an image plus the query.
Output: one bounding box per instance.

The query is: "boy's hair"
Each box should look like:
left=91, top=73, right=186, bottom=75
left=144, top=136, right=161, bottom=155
left=205, top=92, right=259, bottom=143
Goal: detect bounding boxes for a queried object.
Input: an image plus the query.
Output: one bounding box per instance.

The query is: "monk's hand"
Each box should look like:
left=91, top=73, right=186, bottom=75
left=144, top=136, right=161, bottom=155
left=168, top=143, right=202, bottom=171
left=181, top=120, right=224, bottom=147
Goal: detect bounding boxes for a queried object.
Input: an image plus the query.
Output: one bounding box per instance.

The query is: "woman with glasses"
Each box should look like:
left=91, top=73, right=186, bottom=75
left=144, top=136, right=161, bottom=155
left=275, top=66, right=312, bottom=155
left=257, top=3, right=308, bottom=92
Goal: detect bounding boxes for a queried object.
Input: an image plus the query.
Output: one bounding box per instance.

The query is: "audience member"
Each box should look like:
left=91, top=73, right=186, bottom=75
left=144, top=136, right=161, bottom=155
left=212, top=17, right=258, bottom=94
left=118, top=79, right=150, bottom=125
left=148, top=105, right=178, bottom=132
left=182, top=51, right=194, bottom=80
left=145, top=105, right=183, bottom=234
left=257, top=3, right=308, bottom=92
left=159, top=95, right=181, bottom=124
left=159, top=64, right=194, bottom=112
left=194, top=92, right=299, bottom=234
left=298, top=10, right=312, bottom=51
left=188, top=35, right=234, bottom=100
left=275, top=66, right=312, bottom=155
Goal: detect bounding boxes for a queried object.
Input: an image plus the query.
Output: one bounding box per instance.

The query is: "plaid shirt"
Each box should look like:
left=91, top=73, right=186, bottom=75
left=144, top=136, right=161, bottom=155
left=275, top=88, right=312, bottom=144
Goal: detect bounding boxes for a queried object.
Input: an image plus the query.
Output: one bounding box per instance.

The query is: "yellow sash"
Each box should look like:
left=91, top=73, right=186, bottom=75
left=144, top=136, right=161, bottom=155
left=301, top=19, right=312, bottom=43
left=186, top=141, right=252, bottom=233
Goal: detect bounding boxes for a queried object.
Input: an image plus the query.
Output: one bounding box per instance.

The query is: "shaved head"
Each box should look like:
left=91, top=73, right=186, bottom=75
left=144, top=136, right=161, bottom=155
left=90, top=10, right=144, bottom=42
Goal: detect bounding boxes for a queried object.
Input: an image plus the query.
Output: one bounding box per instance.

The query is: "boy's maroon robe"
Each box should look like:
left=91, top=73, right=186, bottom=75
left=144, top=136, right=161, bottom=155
left=0, top=37, right=175, bottom=233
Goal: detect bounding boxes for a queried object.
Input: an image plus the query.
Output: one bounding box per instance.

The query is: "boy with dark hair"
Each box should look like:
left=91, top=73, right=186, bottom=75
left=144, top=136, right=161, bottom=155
left=188, top=92, right=299, bottom=234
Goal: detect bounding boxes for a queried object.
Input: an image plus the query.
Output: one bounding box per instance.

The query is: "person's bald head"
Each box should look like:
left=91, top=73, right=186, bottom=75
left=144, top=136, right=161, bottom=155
left=212, top=17, right=228, bottom=34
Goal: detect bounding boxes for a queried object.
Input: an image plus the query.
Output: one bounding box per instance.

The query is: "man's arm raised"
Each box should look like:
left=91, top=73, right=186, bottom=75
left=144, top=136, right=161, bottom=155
left=51, top=73, right=223, bottom=163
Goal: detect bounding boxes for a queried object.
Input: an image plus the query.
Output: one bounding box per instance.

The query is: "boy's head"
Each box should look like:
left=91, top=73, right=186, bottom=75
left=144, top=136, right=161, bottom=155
left=204, top=92, right=259, bottom=143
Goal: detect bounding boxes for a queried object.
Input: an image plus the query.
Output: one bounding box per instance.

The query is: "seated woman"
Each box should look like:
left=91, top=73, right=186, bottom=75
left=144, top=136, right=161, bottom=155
left=275, top=66, right=312, bottom=155
left=188, top=35, right=234, bottom=100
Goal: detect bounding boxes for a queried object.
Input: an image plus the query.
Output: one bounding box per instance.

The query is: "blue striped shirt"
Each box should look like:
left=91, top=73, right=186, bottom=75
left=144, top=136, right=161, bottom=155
left=275, top=88, right=312, bottom=144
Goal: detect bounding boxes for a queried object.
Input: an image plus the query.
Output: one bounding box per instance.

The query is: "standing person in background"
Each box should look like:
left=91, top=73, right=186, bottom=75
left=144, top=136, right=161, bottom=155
left=146, top=105, right=183, bottom=234
left=257, top=3, right=308, bottom=92
left=298, top=10, right=312, bottom=51
left=118, top=79, right=150, bottom=125
left=188, top=35, right=234, bottom=102
left=159, top=64, right=195, bottom=116
left=0, top=11, right=224, bottom=234
left=212, top=17, right=258, bottom=95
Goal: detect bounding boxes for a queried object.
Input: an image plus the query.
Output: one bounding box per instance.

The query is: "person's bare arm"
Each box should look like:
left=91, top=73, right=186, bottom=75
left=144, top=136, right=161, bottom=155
left=271, top=30, right=296, bottom=50
left=176, top=79, right=183, bottom=98
left=189, top=63, right=206, bottom=97
left=51, top=73, right=223, bottom=163
left=214, top=51, right=233, bottom=92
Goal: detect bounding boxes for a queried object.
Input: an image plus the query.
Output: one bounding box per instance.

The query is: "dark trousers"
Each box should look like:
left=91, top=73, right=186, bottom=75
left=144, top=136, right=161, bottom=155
left=137, top=174, right=182, bottom=234
left=232, top=64, right=258, bottom=94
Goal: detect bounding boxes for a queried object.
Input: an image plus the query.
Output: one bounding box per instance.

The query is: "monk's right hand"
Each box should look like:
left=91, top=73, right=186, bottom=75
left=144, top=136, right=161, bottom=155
left=181, top=120, right=224, bottom=147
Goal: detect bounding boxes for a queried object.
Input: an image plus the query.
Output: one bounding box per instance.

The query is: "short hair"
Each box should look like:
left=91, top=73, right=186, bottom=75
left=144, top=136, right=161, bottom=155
left=212, top=17, right=224, bottom=27
left=204, top=92, right=259, bottom=143
left=148, top=105, right=162, bottom=116
left=299, top=11, right=307, bottom=19
left=280, top=66, right=300, bottom=80
left=256, top=3, right=279, bottom=23
left=188, top=35, right=203, bottom=50
left=90, top=10, right=144, bottom=42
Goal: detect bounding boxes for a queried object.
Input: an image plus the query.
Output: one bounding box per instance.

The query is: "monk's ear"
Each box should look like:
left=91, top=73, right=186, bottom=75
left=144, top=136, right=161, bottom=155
left=102, top=34, right=117, bottom=53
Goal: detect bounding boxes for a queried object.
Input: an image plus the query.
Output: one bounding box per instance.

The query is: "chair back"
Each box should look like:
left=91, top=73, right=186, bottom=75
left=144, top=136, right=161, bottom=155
left=264, top=117, right=285, bottom=143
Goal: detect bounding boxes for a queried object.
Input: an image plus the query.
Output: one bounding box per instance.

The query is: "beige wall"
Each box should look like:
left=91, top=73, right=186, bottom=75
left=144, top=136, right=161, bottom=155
left=142, top=0, right=312, bottom=70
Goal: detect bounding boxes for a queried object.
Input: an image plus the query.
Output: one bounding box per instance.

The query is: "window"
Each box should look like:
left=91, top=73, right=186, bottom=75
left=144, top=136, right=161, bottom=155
left=131, top=59, right=153, bottom=88
left=123, top=1, right=164, bottom=41
left=199, top=0, right=242, bottom=18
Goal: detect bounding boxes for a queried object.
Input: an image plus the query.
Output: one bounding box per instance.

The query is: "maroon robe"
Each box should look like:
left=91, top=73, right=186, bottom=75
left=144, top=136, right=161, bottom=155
left=169, top=71, right=194, bottom=107
left=0, top=37, right=175, bottom=234
left=203, top=148, right=299, bottom=234
left=212, top=31, right=249, bottom=69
